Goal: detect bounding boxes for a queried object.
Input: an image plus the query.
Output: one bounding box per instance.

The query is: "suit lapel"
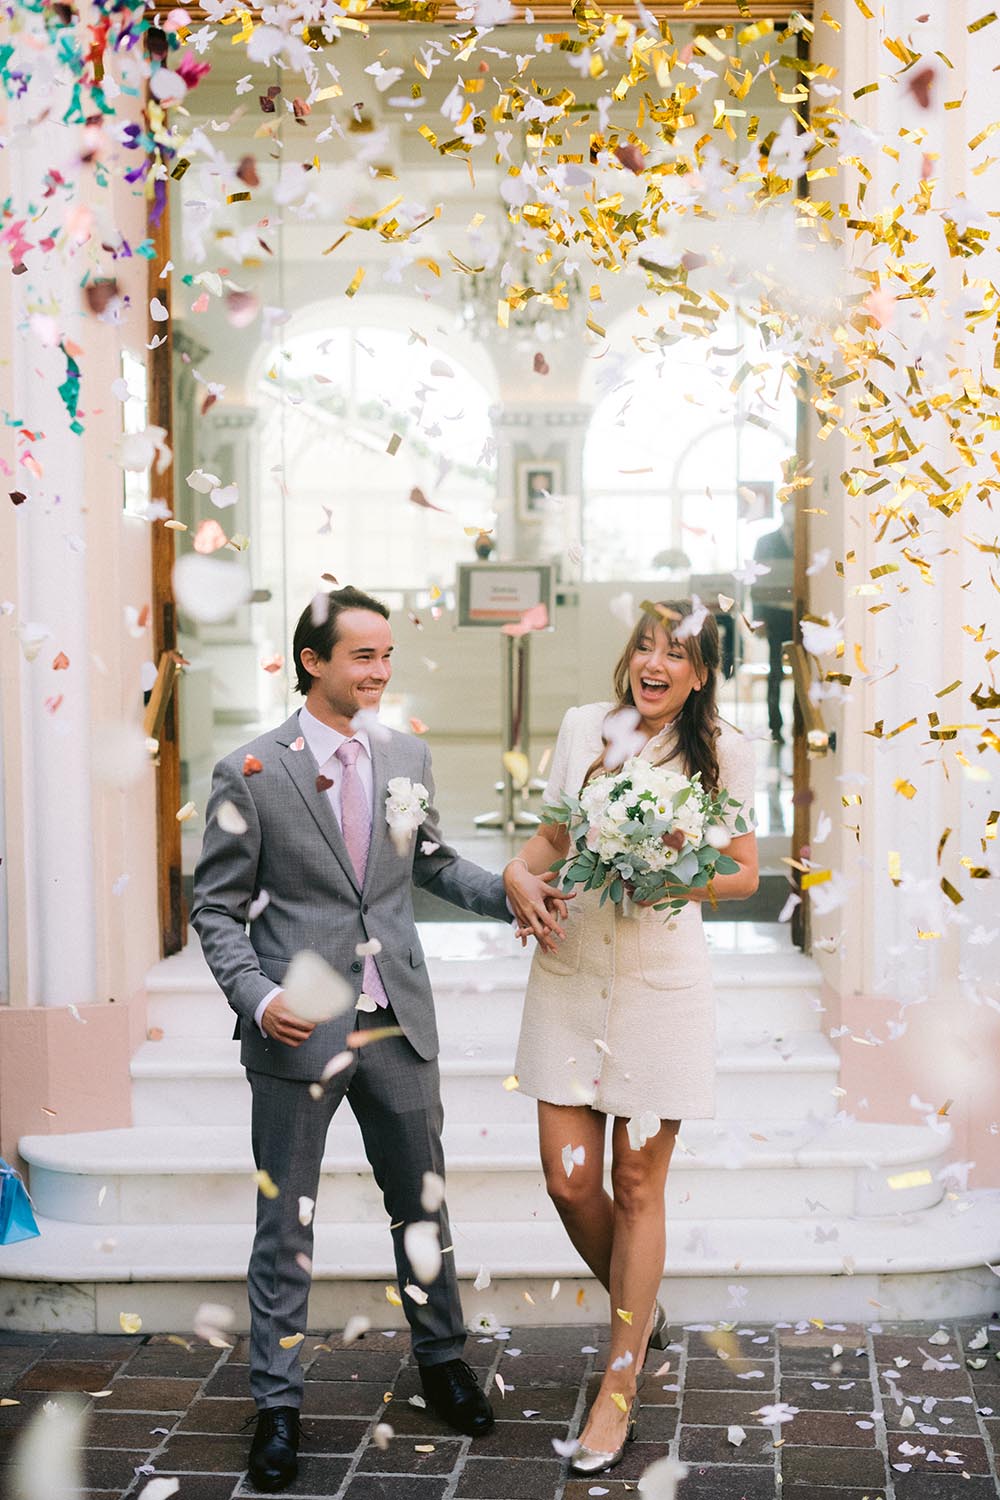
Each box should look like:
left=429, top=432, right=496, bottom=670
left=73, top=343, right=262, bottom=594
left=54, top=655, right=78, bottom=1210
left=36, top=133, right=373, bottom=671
left=363, top=731, right=392, bottom=897
left=276, top=716, right=361, bottom=896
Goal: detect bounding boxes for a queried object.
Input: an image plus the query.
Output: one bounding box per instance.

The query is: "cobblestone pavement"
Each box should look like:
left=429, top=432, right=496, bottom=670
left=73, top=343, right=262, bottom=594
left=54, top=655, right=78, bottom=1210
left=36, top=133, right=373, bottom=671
left=1, top=1318, right=999, bottom=1499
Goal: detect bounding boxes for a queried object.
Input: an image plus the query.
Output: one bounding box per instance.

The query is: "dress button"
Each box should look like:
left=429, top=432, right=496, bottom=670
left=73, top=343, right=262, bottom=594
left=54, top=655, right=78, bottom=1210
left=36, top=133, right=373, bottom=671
left=601, top=987, right=609, bottom=999
left=350, top=960, right=362, bottom=973
left=603, top=934, right=612, bottom=945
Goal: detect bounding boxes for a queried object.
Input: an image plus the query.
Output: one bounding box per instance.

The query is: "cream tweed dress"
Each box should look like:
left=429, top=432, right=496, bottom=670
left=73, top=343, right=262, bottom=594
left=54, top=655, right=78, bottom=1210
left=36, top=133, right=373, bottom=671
left=514, top=702, right=756, bottom=1121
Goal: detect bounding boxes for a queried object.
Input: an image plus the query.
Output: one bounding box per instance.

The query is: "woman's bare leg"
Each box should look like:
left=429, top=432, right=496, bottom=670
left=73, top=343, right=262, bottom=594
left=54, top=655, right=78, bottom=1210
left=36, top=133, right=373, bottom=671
left=537, top=1101, right=613, bottom=1288
left=577, top=1116, right=680, bottom=1456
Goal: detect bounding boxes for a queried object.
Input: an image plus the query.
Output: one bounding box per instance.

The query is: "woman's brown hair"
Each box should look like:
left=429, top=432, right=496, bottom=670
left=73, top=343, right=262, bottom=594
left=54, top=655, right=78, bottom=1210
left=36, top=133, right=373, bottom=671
left=585, top=599, right=722, bottom=791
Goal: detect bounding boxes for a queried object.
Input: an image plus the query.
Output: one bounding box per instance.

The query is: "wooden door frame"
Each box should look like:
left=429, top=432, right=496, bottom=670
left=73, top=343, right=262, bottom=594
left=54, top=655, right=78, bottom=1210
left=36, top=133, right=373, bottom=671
left=146, top=2, right=816, bottom=958
left=147, top=190, right=184, bottom=957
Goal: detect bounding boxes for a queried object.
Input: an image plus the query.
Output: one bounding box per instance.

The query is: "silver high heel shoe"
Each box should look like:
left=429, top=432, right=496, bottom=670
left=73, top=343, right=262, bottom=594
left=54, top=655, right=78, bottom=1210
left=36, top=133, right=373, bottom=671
left=649, top=1299, right=669, bottom=1351
left=568, top=1387, right=641, bottom=1476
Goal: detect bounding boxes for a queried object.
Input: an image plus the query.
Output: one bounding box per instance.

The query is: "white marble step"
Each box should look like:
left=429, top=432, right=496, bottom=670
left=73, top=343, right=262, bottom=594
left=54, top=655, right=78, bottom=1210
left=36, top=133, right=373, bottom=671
left=145, top=933, right=827, bottom=1045
left=21, top=1117, right=951, bottom=1228
left=3, top=1191, right=999, bottom=1330
left=129, top=1032, right=840, bottom=1127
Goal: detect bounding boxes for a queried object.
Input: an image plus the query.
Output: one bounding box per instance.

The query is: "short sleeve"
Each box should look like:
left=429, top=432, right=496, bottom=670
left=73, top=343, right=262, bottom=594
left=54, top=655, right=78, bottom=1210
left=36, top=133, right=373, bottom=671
left=716, top=726, right=757, bottom=836
left=541, top=707, right=580, bottom=805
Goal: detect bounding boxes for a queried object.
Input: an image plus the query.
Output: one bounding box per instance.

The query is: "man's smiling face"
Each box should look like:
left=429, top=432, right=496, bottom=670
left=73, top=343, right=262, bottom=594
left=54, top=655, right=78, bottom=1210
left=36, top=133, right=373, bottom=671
left=302, top=608, right=394, bottom=732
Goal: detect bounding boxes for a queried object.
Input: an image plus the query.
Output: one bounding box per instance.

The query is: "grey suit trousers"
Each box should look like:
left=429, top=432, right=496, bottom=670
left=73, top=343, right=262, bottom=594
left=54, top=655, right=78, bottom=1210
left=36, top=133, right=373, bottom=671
left=247, top=1009, right=464, bottom=1408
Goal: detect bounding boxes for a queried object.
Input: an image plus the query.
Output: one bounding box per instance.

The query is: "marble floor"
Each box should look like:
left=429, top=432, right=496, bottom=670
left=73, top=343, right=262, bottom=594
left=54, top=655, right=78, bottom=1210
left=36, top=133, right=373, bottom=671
left=2, top=1317, right=998, bottom=1499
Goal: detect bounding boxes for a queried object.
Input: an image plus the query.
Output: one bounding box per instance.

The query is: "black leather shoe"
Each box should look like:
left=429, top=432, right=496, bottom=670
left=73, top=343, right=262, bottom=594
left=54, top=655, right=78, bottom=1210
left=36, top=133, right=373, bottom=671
left=420, top=1358, right=495, bottom=1437
left=248, top=1406, right=300, bottom=1492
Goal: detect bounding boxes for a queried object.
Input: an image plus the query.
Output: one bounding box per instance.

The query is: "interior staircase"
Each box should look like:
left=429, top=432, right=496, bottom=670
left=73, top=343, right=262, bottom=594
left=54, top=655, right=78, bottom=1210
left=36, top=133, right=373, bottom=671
left=4, top=923, right=999, bottom=1333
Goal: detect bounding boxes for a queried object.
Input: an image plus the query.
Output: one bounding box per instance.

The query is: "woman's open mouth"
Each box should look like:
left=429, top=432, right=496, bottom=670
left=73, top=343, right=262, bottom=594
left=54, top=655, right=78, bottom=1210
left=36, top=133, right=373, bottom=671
left=639, top=677, right=670, bottom=700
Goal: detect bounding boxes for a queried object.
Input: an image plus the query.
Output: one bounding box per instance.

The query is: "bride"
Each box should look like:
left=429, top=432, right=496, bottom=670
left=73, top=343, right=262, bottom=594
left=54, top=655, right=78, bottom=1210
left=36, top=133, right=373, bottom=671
left=506, top=599, right=759, bottom=1475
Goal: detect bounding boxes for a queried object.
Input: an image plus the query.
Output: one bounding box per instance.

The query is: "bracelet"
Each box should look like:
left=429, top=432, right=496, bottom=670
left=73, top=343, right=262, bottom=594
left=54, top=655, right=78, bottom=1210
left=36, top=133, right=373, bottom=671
left=506, top=856, right=530, bottom=876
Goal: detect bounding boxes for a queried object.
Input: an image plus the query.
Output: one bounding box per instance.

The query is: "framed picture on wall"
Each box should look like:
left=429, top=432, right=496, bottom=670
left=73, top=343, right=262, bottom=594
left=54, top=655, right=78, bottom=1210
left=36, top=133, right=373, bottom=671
left=517, top=459, right=562, bottom=522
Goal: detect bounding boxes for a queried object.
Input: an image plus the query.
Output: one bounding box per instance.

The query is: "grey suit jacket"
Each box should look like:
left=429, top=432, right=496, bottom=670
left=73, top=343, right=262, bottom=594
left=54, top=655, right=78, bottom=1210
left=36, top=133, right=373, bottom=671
left=190, top=711, right=510, bottom=1079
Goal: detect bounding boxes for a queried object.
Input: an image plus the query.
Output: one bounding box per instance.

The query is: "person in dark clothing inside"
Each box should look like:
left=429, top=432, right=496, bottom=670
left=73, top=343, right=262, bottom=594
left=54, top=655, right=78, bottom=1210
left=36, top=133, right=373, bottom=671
left=752, top=508, right=795, bottom=743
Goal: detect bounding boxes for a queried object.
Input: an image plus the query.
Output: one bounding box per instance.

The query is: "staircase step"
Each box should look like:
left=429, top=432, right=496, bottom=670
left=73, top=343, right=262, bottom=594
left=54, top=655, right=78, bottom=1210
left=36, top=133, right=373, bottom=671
left=21, top=1117, right=951, bottom=1227
left=145, top=928, right=827, bottom=1043
left=129, top=1032, right=840, bottom=1127
left=2, top=1191, right=998, bottom=1331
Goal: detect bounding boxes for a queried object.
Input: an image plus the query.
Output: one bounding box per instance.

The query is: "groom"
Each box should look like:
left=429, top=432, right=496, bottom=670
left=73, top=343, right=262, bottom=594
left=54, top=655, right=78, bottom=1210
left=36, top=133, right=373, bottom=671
left=191, top=586, right=564, bottom=1493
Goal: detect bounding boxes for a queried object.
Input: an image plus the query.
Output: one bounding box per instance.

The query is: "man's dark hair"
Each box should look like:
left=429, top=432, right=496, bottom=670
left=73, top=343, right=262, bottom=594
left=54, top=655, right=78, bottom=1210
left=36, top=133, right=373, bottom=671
left=292, top=586, right=390, bottom=696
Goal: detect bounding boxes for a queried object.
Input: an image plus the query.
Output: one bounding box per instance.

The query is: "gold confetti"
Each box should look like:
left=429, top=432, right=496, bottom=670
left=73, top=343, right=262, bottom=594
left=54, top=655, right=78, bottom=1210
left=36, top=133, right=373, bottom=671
left=254, top=1169, right=280, bottom=1199
left=385, top=1285, right=403, bottom=1307
left=119, top=1312, right=142, bottom=1334
left=279, top=1333, right=305, bottom=1349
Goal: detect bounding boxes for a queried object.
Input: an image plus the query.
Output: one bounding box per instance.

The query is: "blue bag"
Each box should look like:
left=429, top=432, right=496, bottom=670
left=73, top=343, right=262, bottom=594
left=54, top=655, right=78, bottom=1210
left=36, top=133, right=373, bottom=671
left=0, top=1158, right=40, bottom=1245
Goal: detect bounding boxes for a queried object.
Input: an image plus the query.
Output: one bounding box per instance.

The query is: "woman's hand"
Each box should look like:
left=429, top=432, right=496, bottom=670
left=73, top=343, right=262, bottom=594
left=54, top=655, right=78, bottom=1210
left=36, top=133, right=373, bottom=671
left=503, top=860, right=574, bottom=952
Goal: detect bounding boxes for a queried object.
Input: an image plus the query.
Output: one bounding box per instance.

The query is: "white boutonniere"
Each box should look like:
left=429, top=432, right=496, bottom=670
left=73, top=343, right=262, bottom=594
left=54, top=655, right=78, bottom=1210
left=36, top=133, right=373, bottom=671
left=385, top=776, right=429, bottom=854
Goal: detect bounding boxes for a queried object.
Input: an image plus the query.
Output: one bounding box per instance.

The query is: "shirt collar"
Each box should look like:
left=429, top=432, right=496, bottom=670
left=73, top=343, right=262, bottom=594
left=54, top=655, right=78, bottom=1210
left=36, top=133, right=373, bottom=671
left=298, top=703, right=372, bottom=769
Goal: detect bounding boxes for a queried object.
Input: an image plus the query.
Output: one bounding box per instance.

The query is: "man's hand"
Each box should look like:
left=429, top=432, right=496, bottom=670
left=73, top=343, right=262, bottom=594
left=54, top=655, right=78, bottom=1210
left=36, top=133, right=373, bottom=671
left=503, top=861, right=574, bottom=953
left=261, top=993, right=317, bottom=1047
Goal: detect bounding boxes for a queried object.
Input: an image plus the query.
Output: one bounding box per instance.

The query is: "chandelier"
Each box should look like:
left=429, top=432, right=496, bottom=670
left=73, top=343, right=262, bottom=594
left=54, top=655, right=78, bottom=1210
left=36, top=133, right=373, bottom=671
left=457, top=212, right=585, bottom=346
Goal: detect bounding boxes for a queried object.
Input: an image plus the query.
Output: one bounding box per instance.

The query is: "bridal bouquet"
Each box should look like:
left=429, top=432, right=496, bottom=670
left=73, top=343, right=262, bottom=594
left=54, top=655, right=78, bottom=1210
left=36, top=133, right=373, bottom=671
left=543, top=759, right=749, bottom=915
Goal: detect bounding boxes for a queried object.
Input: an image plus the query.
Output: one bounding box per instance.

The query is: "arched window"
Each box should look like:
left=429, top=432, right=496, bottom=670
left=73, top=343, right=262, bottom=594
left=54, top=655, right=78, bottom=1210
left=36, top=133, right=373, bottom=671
left=581, top=318, right=799, bottom=580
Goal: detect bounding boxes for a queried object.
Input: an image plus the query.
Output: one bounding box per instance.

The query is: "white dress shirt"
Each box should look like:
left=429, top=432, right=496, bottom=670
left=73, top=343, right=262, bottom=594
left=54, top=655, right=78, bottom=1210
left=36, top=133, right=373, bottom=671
left=253, top=706, right=373, bottom=1035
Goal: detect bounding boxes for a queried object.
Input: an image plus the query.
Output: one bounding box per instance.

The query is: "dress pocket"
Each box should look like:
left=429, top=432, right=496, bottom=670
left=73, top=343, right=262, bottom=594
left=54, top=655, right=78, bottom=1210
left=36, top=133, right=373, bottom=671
left=533, top=907, right=583, bottom=977
left=636, top=916, right=702, bottom=991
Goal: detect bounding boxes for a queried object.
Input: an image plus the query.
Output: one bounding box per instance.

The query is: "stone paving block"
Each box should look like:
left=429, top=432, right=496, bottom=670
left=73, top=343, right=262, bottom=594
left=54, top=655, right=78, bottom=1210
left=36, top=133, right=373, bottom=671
left=44, top=1335, right=136, bottom=1360
left=678, top=1423, right=775, bottom=1464
left=563, top=1483, right=633, bottom=1500
left=158, top=1432, right=253, bottom=1472
left=87, top=1410, right=174, bottom=1448
left=781, top=1409, right=878, bottom=1447
left=81, top=1447, right=151, bottom=1489
left=501, top=1387, right=578, bottom=1421
left=780, top=1376, right=873, bottom=1412
left=177, top=1397, right=257, bottom=1434
left=634, top=1404, right=679, bottom=1442
left=781, top=1487, right=886, bottom=1500
left=687, top=1331, right=776, bottom=1359
left=300, top=1379, right=389, bottom=1417
left=893, top=1478, right=1000, bottom=1500
left=233, top=1454, right=351, bottom=1495
left=357, top=1435, right=463, bottom=1474
left=611, top=1441, right=674, bottom=1481
left=682, top=1358, right=775, bottom=1393
left=885, top=1400, right=984, bottom=1436
left=496, top=1353, right=585, bottom=1384
left=887, top=1430, right=991, bottom=1474
left=145, top=1478, right=239, bottom=1500
left=299, top=1416, right=371, bottom=1455
left=103, top=1376, right=203, bottom=1411
left=778, top=1345, right=870, bottom=1377
left=341, top=1478, right=448, bottom=1500
left=122, top=1344, right=221, bottom=1379
left=780, top=1443, right=887, bottom=1486
left=506, top=1327, right=601, bottom=1356
left=680, top=1390, right=772, bottom=1426
left=14, top=1359, right=121, bottom=1392
left=463, top=1420, right=567, bottom=1459
left=371, top=1401, right=456, bottom=1438
left=308, top=1350, right=404, bottom=1382
left=203, top=1365, right=254, bottom=1398
left=455, top=1456, right=562, bottom=1497
left=673, top=1464, right=778, bottom=1498
left=880, top=1368, right=974, bottom=1401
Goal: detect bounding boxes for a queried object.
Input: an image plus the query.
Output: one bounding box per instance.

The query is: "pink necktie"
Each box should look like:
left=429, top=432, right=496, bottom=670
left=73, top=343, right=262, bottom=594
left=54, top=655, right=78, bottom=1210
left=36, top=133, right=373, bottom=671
left=334, top=739, right=388, bottom=1009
